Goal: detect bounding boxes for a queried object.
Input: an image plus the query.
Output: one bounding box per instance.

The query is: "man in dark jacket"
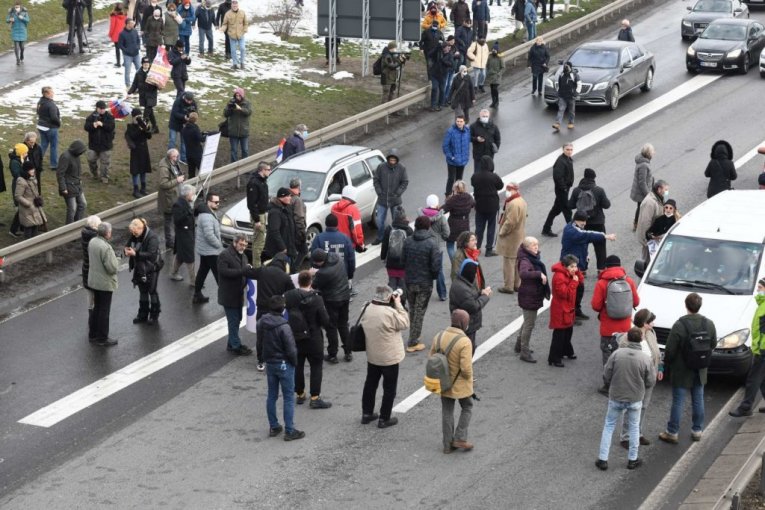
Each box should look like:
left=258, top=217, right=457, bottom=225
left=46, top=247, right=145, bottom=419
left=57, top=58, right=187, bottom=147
left=285, top=270, right=332, bottom=409
left=472, top=0, right=490, bottom=39
left=118, top=19, right=142, bottom=87
left=451, top=0, right=471, bottom=28
left=373, top=149, right=409, bottom=244
left=257, top=295, right=305, bottom=441
left=449, top=65, right=476, bottom=123
left=310, top=213, right=355, bottom=280
left=454, top=18, right=473, bottom=55
left=125, top=218, right=163, bottom=325
left=215, top=0, right=232, bottom=58
left=84, top=100, right=116, bottom=183
left=311, top=248, right=352, bottom=363
left=617, top=19, right=635, bottom=42
left=194, top=0, right=217, bottom=55
left=289, top=177, right=308, bottom=270
left=81, top=215, right=101, bottom=319
left=224, top=86, right=251, bottom=162
left=568, top=168, right=611, bottom=271
left=263, top=188, right=298, bottom=264
left=402, top=216, right=442, bottom=352
left=705, top=140, right=737, bottom=198
left=282, top=124, right=307, bottom=160
left=420, top=21, right=445, bottom=79
left=168, top=91, right=197, bottom=163
left=168, top=40, right=192, bottom=99
left=542, top=143, right=574, bottom=237
left=471, top=155, right=503, bottom=256
left=449, top=259, right=491, bottom=353
left=553, top=62, right=580, bottom=132
left=218, top=234, right=257, bottom=355
left=37, top=86, right=61, bottom=171
left=128, top=57, right=160, bottom=133
left=57, top=139, right=88, bottom=224
left=252, top=253, right=295, bottom=370
left=246, top=161, right=271, bottom=267
left=429, top=42, right=453, bottom=110
left=470, top=109, right=501, bottom=171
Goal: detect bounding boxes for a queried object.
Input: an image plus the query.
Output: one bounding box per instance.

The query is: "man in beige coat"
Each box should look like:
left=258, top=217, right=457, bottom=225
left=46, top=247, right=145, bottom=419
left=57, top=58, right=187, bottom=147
left=220, top=0, right=248, bottom=70
left=360, top=285, right=410, bottom=429
left=636, top=180, right=668, bottom=261
left=432, top=309, right=474, bottom=454
left=496, top=182, right=527, bottom=294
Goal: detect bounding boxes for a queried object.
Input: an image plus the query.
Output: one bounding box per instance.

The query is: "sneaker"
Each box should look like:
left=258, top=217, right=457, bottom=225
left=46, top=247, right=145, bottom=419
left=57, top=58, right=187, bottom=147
left=296, top=392, right=306, bottom=405
left=406, top=342, right=426, bottom=353
left=691, top=430, right=703, bottom=441
left=377, top=417, right=398, bottom=429
left=541, top=229, right=558, bottom=238
left=627, top=458, right=643, bottom=470
left=324, top=355, right=339, bottom=364
left=344, top=352, right=353, bottom=362
left=640, top=436, right=651, bottom=446
left=284, top=429, right=306, bottom=441
left=729, top=408, right=753, bottom=418
left=170, top=273, right=183, bottom=281
left=658, top=431, right=679, bottom=444
left=232, top=345, right=252, bottom=356
left=309, top=398, right=332, bottom=409
left=595, top=459, right=608, bottom=471
left=361, top=413, right=379, bottom=424
left=269, top=425, right=283, bottom=437
left=567, top=123, right=575, bottom=130
left=256, top=362, right=265, bottom=371
left=95, top=338, right=118, bottom=346
left=575, top=311, right=590, bottom=320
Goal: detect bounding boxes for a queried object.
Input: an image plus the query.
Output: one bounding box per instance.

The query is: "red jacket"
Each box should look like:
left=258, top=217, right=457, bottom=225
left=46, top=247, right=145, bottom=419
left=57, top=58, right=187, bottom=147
left=331, top=199, right=364, bottom=249
left=591, top=266, right=640, bottom=336
left=108, top=13, right=127, bottom=43
left=549, top=262, right=582, bottom=329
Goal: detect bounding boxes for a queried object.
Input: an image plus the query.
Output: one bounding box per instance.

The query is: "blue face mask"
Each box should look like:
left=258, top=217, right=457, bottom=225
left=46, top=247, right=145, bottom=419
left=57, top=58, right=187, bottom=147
left=302, top=131, right=309, bottom=139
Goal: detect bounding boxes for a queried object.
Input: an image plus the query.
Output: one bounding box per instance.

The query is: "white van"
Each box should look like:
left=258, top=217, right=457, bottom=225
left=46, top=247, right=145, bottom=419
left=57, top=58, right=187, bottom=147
left=634, top=190, right=765, bottom=379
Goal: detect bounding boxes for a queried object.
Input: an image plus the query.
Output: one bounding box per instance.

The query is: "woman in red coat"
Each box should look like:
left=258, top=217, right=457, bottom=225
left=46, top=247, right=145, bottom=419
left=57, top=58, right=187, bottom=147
left=108, top=3, right=127, bottom=68
left=548, top=254, right=583, bottom=367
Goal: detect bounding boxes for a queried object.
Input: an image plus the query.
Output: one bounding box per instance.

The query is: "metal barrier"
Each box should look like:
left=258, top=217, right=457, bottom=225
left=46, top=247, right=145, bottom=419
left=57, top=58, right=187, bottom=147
left=0, top=0, right=644, bottom=276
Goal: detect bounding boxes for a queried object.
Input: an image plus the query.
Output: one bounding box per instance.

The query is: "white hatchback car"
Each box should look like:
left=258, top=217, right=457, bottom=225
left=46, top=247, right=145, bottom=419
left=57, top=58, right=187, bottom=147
left=220, top=145, right=385, bottom=247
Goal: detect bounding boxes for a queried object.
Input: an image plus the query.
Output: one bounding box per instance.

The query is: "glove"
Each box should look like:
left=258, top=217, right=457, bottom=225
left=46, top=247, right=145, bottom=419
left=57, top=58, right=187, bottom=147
left=33, top=196, right=44, bottom=207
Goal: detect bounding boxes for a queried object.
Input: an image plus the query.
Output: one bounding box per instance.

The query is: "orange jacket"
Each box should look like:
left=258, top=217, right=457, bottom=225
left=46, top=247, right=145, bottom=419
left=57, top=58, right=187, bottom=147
left=331, top=199, right=364, bottom=249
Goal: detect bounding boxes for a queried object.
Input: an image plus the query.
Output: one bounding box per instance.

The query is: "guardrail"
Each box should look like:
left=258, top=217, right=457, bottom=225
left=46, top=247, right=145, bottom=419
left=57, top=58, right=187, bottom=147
left=0, top=0, right=645, bottom=278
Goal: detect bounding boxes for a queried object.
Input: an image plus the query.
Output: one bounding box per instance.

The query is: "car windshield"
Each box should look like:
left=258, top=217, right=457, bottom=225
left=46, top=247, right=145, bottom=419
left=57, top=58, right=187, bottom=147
left=568, top=48, right=619, bottom=69
left=693, top=0, right=731, bottom=12
left=700, top=23, right=747, bottom=40
left=646, top=235, right=762, bottom=295
left=266, top=168, right=326, bottom=202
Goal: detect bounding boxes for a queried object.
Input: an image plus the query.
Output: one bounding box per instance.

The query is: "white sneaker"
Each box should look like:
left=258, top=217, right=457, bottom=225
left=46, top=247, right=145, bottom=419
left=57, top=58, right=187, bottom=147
left=257, top=363, right=265, bottom=372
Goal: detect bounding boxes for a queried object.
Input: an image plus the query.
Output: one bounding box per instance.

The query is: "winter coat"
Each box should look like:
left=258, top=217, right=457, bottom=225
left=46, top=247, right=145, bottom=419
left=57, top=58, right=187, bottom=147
left=361, top=300, right=409, bottom=366
left=181, top=122, right=205, bottom=163
left=432, top=47, right=455, bottom=80
left=618, top=328, right=661, bottom=373
left=169, top=95, right=196, bottom=131
left=590, top=266, right=639, bottom=337
left=224, top=99, right=251, bottom=138
left=87, top=236, right=119, bottom=292
left=705, top=140, right=737, bottom=198
left=84, top=111, right=116, bottom=152
left=27, top=143, right=43, bottom=176
left=221, top=7, right=247, bottom=39
left=126, top=227, right=161, bottom=284
left=630, top=153, right=653, bottom=203
left=195, top=204, right=223, bottom=256
left=246, top=172, right=269, bottom=220
left=310, top=227, right=355, bottom=279
left=194, top=5, right=216, bottom=30
left=217, top=244, right=257, bottom=308
left=552, top=153, right=574, bottom=194
left=373, top=159, right=409, bottom=208
left=450, top=0, right=471, bottom=27
left=443, top=192, right=474, bottom=242
left=430, top=327, right=473, bottom=398
left=557, top=70, right=579, bottom=100
left=380, top=220, right=413, bottom=271
left=118, top=26, right=141, bottom=56
left=168, top=46, right=190, bottom=80
left=284, top=287, right=330, bottom=344
left=172, top=197, right=195, bottom=263
left=567, top=177, right=611, bottom=225
left=420, top=28, right=444, bottom=60
left=36, top=96, right=61, bottom=129
left=470, top=119, right=501, bottom=161
left=471, top=155, right=503, bottom=214
left=142, top=2, right=163, bottom=29
left=603, top=343, right=655, bottom=403
left=81, top=225, right=98, bottom=289
left=143, top=15, right=164, bottom=47
left=421, top=11, right=447, bottom=30
left=751, top=294, right=765, bottom=356
left=560, top=222, right=606, bottom=272
left=528, top=42, right=550, bottom=74
left=381, top=48, right=401, bottom=86
left=454, top=25, right=473, bottom=54
left=636, top=192, right=664, bottom=249
left=513, top=0, right=526, bottom=22
left=449, top=274, right=490, bottom=335
left=466, top=41, right=489, bottom=69
left=15, top=176, right=46, bottom=227
left=290, top=193, right=306, bottom=245
left=215, top=0, right=230, bottom=26
left=264, top=197, right=297, bottom=262
left=548, top=261, right=582, bottom=329
left=331, top=198, right=364, bottom=248
left=496, top=195, right=527, bottom=257
left=617, top=27, right=635, bottom=42
left=472, top=0, right=490, bottom=22
left=257, top=312, right=298, bottom=366
left=7, top=7, right=29, bottom=42
left=665, top=313, right=717, bottom=388
left=252, top=254, right=294, bottom=307
left=162, top=10, right=181, bottom=46
left=178, top=4, right=194, bottom=36
left=417, top=206, right=450, bottom=246
left=9, top=154, right=22, bottom=203
left=524, top=1, right=537, bottom=23
left=56, top=140, right=87, bottom=196
left=312, top=252, right=351, bottom=303
left=442, top=123, right=471, bottom=167
left=125, top=120, right=153, bottom=176
left=449, top=72, right=475, bottom=111
left=156, top=155, right=186, bottom=214
left=517, top=245, right=550, bottom=310
left=403, top=229, right=441, bottom=286
left=646, top=213, right=676, bottom=240
left=485, top=54, right=504, bottom=85
left=282, top=133, right=305, bottom=160
left=128, top=68, right=159, bottom=108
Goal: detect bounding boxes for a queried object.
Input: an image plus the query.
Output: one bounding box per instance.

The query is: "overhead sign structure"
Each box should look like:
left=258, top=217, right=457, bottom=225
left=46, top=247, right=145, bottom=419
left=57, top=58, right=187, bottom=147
left=317, top=0, right=421, bottom=41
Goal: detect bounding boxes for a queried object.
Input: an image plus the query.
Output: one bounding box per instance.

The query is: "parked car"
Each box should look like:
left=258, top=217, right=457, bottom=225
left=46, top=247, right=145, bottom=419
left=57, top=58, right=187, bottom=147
left=634, top=190, right=765, bottom=380
left=220, top=145, right=385, bottom=249
left=758, top=42, right=765, bottom=76
left=686, top=18, right=765, bottom=73
left=681, top=0, right=748, bottom=41
left=544, top=40, right=656, bottom=111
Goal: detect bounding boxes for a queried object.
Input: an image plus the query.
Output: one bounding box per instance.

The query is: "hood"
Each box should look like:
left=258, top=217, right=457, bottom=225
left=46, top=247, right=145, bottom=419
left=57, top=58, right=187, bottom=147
left=551, top=261, right=569, bottom=276
left=711, top=139, right=733, bottom=160
left=334, top=198, right=356, bottom=213
left=268, top=252, right=289, bottom=272
left=269, top=196, right=286, bottom=209
left=322, top=252, right=341, bottom=268
left=341, top=185, right=359, bottom=203
left=691, top=37, right=744, bottom=54
left=480, top=155, right=494, bottom=173
left=385, top=148, right=399, bottom=163
left=69, top=140, right=87, bottom=156
left=577, top=178, right=595, bottom=190
left=418, top=206, right=441, bottom=218
left=413, top=229, right=435, bottom=241
left=259, top=312, right=288, bottom=329
left=635, top=154, right=651, bottom=166
left=598, top=266, right=626, bottom=280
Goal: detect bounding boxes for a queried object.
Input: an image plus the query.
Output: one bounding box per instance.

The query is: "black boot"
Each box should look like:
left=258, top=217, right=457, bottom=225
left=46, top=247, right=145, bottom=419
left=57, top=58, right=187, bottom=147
left=139, top=183, right=148, bottom=196
left=133, top=300, right=149, bottom=324
left=147, top=300, right=161, bottom=325
left=132, top=185, right=141, bottom=199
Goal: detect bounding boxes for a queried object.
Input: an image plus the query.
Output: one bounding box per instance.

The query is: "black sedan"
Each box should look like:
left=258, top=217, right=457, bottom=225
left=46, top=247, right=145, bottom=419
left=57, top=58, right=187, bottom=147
left=544, top=41, right=656, bottom=111
left=686, top=18, right=765, bottom=73
left=681, top=0, right=749, bottom=41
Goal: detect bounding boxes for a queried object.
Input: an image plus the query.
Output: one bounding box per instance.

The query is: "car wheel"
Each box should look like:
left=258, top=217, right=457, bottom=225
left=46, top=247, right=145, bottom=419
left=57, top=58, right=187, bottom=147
left=687, top=65, right=698, bottom=74
left=641, top=68, right=654, bottom=92
left=608, top=84, right=620, bottom=111
left=760, top=70, right=765, bottom=78
left=306, top=225, right=321, bottom=247
left=741, top=53, right=751, bottom=74
left=682, top=35, right=690, bottom=41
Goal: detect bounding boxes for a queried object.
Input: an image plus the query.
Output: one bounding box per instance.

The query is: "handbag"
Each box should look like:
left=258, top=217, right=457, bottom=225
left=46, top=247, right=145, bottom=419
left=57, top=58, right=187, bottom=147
left=350, top=302, right=371, bottom=352
left=218, top=118, right=229, bottom=138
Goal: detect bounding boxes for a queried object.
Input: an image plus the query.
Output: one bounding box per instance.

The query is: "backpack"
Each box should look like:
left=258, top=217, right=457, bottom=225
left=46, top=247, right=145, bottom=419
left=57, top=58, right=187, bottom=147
left=680, top=318, right=714, bottom=370
left=424, top=332, right=466, bottom=394
left=575, top=189, right=596, bottom=218
left=605, top=276, right=632, bottom=320
left=386, top=227, right=407, bottom=266
left=286, top=293, right=312, bottom=341
left=372, top=56, right=383, bottom=76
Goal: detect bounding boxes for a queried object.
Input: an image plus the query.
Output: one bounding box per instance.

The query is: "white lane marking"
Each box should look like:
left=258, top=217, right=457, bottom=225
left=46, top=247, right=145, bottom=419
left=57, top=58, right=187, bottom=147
left=734, top=139, right=765, bottom=169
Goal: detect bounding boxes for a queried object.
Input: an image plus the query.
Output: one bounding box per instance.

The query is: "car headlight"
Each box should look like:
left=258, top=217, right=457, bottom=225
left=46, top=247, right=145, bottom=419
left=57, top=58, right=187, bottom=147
left=545, top=77, right=554, bottom=87
left=687, top=46, right=696, bottom=57
left=727, top=49, right=742, bottom=59
left=682, top=20, right=692, bottom=27
left=221, top=214, right=233, bottom=227
left=716, top=329, right=750, bottom=349
left=592, top=81, right=609, bottom=91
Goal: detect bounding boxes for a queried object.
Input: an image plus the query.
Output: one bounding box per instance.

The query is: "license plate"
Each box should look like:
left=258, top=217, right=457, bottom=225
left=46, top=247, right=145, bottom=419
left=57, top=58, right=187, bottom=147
left=700, top=61, right=718, bottom=67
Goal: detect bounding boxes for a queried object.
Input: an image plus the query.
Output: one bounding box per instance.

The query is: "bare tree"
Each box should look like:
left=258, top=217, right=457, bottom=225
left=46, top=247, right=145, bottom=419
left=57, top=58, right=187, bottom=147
left=267, top=0, right=305, bottom=40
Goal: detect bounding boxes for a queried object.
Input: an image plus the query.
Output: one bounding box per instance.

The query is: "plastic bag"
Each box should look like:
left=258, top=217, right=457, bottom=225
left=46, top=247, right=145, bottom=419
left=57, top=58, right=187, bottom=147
left=146, top=46, right=171, bottom=89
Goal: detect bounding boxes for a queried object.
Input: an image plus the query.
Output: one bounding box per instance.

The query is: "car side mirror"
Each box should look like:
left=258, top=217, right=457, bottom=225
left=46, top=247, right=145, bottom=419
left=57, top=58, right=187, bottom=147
left=622, top=61, right=633, bottom=69
left=634, top=259, right=646, bottom=278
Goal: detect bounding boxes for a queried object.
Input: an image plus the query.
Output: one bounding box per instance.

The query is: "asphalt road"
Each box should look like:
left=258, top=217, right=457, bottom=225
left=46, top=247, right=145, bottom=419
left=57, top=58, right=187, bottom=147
left=1, top=1, right=763, bottom=507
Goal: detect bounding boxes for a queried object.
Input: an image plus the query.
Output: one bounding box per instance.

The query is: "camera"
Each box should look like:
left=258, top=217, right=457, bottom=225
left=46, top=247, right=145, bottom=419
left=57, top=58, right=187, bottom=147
left=392, top=288, right=403, bottom=297
left=392, top=51, right=411, bottom=63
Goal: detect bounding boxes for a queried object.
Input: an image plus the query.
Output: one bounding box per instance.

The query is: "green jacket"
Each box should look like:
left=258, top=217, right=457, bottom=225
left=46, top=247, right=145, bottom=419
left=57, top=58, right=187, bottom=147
left=752, top=294, right=765, bottom=355
left=485, top=54, right=504, bottom=85
left=665, top=313, right=717, bottom=388
left=87, top=236, right=119, bottom=292
left=223, top=99, right=251, bottom=138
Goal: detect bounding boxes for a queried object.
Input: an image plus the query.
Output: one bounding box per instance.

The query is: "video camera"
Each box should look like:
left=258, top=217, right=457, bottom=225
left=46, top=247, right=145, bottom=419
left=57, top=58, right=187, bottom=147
left=391, top=51, right=412, bottom=64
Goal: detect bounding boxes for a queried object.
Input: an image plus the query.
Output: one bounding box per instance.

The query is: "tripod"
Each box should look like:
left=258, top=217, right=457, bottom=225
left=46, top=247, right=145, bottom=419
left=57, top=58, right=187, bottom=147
left=66, top=1, right=90, bottom=55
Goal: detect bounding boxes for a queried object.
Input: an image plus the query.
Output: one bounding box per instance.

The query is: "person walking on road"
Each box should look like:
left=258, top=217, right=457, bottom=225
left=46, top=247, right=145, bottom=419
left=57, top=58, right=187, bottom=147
left=224, top=86, right=251, bottom=162
left=729, top=279, right=765, bottom=418
left=595, top=327, right=656, bottom=472
left=617, top=19, right=635, bottom=42
left=636, top=180, right=669, bottom=262
left=496, top=182, right=527, bottom=294
left=310, top=248, right=352, bottom=363
left=56, top=140, right=88, bottom=225
left=360, top=285, right=410, bottom=429
left=88, top=222, right=119, bottom=346
left=515, top=237, right=549, bottom=363
left=380, top=207, right=414, bottom=305
left=547, top=254, right=582, bottom=367
left=528, top=36, right=550, bottom=96
left=470, top=109, right=501, bottom=173
left=7, top=0, right=29, bottom=66
left=36, top=86, right=61, bottom=173
left=157, top=148, right=187, bottom=248
left=443, top=180, right=475, bottom=260
left=258, top=295, right=305, bottom=441
left=568, top=168, right=611, bottom=272
left=220, top=0, right=247, bottom=69
left=658, top=293, right=717, bottom=444
left=246, top=161, right=271, bottom=267
left=630, top=143, right=654, bottom=231
left=193, top=191, right=223, bottom=304
left=125, top=218, right=163, bottom=326
left=705, top=140, right=737, bottom=198
left=542, top=143, right=574, bottom=237
left=486, top=47, right=504, bottom=108
left=218, top=234, right=257, bottom=355
left=169, top=184, right=196, bottom=284
left=442, top=115, right=471, bottom=196
left=449, top=65, right=476, bottom=123
left=372, top=149, right=409, bottom=244
left=552, top=62, right=580, bottom=132
left=418, top=195, right=450, bottom=301
left=466, top=37, right=489, bottom=93
left=434, top=309, right=475, bottom=454
left=471, top=155, right=503, bottom=257
left=449, top=259, right=491, bottom=354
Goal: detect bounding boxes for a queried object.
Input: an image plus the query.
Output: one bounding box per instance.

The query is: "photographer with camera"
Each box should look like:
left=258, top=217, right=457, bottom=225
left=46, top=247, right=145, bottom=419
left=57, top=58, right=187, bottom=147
left=380, top=41, right=407, bottom=104
left=125, top=218, right=163, bottom=326
left=223, top=86, right=251, bottom=162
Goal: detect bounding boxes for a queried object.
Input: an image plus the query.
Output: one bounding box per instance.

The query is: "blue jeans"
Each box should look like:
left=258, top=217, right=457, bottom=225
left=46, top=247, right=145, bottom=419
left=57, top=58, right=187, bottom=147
left=556, top=97, right=576, bottom=125
left=443, top=70, right=455, bottom=102
left=526, top=21, right=537, bottom=40
left=266, top=362, right=296, bottom=433
left=599, top=400, right=641, bottom=461
left=430, top=76, right=445, bottom=108
left=223, top=306, right=242, bottom=349
left=180, top=34, right=191, bottom=55
left=123, top=53, right=141, bottom=87
left=230, top=136, right=249, bottom=162
left=667, top=375, right=705, bottom=434
left=475, top=210, right=497, bottom=251
left=131, top=173, right=146, bottom=187
left=39, top=128, right=59, bottom=169
left=231, top=37, right=246, bottom=66
left=375, top=203, right=392, bottom=241
left=471, top=67, right=486, bottom=89
left=436, top=265, right=447, bottom=299
left=198, top=27, right=214, bottom=53
left=446, top=241, right=456, bottom=261
left=168, top=129, right=187, bottom=162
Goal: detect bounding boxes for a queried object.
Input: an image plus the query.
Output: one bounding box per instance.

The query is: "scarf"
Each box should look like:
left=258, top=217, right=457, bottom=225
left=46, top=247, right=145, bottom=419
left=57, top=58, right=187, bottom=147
left=465, top=247, right=483, bottom=289
left=500, top=191, right=520, bottom=225
left=524, top=248, right=550, bottom=299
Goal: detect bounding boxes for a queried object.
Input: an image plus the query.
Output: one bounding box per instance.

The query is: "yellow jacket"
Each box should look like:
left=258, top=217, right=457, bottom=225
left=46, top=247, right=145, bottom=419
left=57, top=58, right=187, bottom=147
left=421, top=12, right=447, bottom=30
left=222, top=8, right=248, bottom=39
left=430, top=327, right=473, bottom=399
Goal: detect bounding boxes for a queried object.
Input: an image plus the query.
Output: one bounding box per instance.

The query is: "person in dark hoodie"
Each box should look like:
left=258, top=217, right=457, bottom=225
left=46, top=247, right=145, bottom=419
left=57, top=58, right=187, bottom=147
left=471, top=155, right=504, bottom=257
left=263, top=187, right=298, bottom=265
left=373, top=149, right=409, bottom=244
left=705, top=140, right=737, bottom=198
left=311, top=248, right=352, bottom=363
left=125, top=217, right=163, bottom=325
left=381, top=206, right=414, bottom=305
left=253, top=252, right=295, bottom=371
left=568, top=168, right=611, bottom=272
left=418, top=196, right=450, bottom=301
left=449, top=259, right=492, bottom=354
left=214, top=0, right=232, bottom=58
left=258, top=294, right=304, bottom=442
left=56, top=139, right=88, bottom=224
left=470, top=109, right=501, bottom=172
left=310, top=213, right=355, bottom=281
left=181, top=111, right=205, bottom=179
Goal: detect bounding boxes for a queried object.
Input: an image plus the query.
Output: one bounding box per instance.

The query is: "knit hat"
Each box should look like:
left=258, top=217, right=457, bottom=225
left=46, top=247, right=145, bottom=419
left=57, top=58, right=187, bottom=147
left=573, top=210, right=589, bottom=222
left=325, top=213, right=338, bottom=227
left=664, top=199, right=677, bottom=209
left=451, top=309, right=469, bottom=331
left=131, top=108, right=142, bottom=117
left=234, top=87, right=245, bottom=98
left=276, top=187, right=291, bottom=198
left=311, top=248, right=328, bottom=264
left=460, top=259, right=478, bottom=283
left=584, top=168, right=596, bottom=179
left=22, top=160, right=35, bottom=172
left=426, top=194, right=439, bottom=208
left=268, top=295, right=285, bottom=312
left=605, top=255, right=621, bottom=268
left=341, top=185, right=358, bottom=203
left=373, top=285, right=394, bottom=302
left=95, top=100, right=107, bottom=109
left=14, top=143, right=28, bottom=157
left=175, top=39, right=184, bottom=48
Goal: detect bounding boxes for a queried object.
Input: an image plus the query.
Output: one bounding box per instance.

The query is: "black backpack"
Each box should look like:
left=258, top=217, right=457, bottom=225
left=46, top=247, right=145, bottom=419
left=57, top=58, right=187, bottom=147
left=372, top=56, right=383, bottom=76
left=680, top=318, right=714, bottom=370
left=386, top=227, right=407, bottom=266
left=286, top=293, right=313, bottom=341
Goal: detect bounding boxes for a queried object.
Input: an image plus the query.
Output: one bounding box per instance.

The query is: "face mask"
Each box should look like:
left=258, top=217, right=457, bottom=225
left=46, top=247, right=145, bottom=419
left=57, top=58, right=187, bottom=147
left=302, top=131, right=309, bottom=139
left=15, top=6, right=20, bottom=11
left=461, top=71, right=467, bottom=76
left=431, top=27, right=438, bottom=31
left=663, top=190, right=670, bottom=199
left=664, top=210, right=674, bottom=217
left=479, top=116, right=489, bottom=123
left=153, top=13, right=160, bottom=18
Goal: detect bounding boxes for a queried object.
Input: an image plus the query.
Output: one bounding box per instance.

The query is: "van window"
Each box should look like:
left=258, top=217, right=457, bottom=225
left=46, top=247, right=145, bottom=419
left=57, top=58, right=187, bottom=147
left=348, top=161, right=370, bottom=187
left=647, top=235, right=762, bottom=295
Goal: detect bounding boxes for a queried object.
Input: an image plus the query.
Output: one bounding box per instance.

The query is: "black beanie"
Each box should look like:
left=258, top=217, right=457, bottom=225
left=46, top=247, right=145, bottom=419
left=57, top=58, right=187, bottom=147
left=584, top=168, right=596, bottom=179
left=460, top=261, right=478, bottom=283
left=605, top=255, right=621, bottom=267
left=325, top=214, right=338, bottom=228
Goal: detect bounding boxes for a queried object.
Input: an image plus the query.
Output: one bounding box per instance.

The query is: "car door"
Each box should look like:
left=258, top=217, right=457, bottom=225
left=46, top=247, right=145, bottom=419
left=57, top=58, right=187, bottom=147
left=619, top=47, right=635, bottom=90
left=753, top=22, right=765, bottom=57
left=365, top=154, right=385, bottom=207
left=346, top=159, right=376, bottom=221
left=628, top=45, right=647, bottom=89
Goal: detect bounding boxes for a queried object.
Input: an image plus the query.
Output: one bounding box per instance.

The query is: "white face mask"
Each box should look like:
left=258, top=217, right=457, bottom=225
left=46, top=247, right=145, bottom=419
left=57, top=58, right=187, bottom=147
left=663, top=190, right=670, bottom=199
left=479, top=116, right=489, bottom=123
left=302, top=131, right=309, bottom=139
left=664, top=210, right=674, bottom=217
left=15, top=6, right=20, bottom=11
